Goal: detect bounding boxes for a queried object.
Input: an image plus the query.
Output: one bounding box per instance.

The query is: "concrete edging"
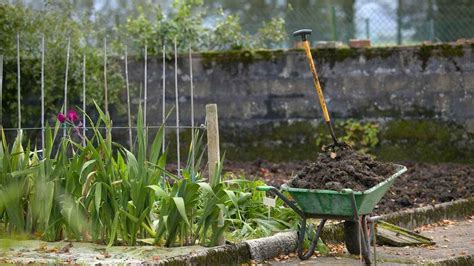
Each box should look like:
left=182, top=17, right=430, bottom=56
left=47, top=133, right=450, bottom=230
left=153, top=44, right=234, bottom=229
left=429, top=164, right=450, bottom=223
left=159, top=198, right=474, bottom=265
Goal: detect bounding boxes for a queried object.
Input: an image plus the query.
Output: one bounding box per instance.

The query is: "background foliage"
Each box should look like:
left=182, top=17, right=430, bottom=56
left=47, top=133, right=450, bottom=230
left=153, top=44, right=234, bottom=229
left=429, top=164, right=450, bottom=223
left=0, top=1, right=286, bottom=133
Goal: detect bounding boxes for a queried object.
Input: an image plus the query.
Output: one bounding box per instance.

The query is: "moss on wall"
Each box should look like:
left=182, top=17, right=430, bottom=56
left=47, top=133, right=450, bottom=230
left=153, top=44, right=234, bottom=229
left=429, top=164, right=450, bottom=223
left=417, top=44, right=464, bottom=70
left=221, top=121, right=327, bottom=162
left=200, top=49, right=285, bottom=69
left=374, top=120, right=474, bottom=163
left=220, top=119, right=474, bottom=163
left=199, top=44, right=468, bottom=73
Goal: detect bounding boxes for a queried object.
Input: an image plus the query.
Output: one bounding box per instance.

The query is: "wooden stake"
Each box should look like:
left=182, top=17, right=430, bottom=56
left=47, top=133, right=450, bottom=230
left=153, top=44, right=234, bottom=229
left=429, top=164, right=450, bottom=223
left=206, top=104, right=220, bottom=185
left=125, top=46, right=133, bottom=150
left=206, top=104, right=224, bottom=245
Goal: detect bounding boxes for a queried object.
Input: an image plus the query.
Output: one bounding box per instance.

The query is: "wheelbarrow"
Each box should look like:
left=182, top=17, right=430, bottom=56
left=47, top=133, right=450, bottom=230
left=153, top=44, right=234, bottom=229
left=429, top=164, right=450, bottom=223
left=256, top=164, right=407, bottom=265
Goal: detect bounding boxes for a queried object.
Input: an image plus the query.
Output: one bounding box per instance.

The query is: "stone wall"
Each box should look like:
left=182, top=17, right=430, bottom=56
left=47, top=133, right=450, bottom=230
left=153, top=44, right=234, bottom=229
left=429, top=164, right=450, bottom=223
left=119, top=44, right=474, bottom=162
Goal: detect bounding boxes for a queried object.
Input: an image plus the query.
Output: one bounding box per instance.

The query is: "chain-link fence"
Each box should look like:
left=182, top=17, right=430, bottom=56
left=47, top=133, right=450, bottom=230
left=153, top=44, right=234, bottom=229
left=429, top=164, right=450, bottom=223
left=209, top=0, right=474, bottom=47
left=6, top=0, right=474, bottom=48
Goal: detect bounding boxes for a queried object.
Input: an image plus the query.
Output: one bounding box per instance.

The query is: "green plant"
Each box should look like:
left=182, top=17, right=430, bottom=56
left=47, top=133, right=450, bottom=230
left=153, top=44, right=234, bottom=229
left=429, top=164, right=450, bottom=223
left=256, top=17, right=286, bottom=48
left=0, top=103, right=298, bottom=247
left=121, top=1, right=287, bottom=54
left=222, top=174, right=298, bottom=240
left=209, top=12, right=247, bottom=50
left=339, top=119, right=380, bottom=153
left=315, top=120, right=380, bottom=154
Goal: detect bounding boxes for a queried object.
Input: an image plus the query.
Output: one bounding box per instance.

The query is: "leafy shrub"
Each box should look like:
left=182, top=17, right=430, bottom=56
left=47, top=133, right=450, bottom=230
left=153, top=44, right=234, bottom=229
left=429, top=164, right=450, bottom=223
left=315, top=119, right=380, bottom=153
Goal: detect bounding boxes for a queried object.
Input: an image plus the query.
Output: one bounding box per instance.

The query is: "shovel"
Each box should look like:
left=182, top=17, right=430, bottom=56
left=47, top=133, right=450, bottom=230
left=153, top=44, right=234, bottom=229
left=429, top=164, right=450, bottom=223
left=293, top=29, right=350, bottom=150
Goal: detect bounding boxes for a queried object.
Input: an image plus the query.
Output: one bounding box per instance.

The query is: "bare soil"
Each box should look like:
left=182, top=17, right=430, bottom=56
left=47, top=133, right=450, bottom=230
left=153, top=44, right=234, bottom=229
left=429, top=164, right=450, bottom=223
left=288, top=149, right=397, bottom=191
left=224, top=159, right=474, bottom=214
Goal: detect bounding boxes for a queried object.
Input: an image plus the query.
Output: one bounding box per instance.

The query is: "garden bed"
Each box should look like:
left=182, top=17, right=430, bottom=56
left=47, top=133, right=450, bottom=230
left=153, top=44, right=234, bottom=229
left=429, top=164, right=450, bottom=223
left=224, top=160, right=474, bottom=214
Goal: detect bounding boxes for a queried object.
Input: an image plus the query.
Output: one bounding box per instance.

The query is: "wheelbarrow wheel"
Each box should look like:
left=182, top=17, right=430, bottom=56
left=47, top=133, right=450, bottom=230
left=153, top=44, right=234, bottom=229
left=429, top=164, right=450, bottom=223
left=344, top=220, right=361, bottom=255
left=344, top=219, right=372, bottom=265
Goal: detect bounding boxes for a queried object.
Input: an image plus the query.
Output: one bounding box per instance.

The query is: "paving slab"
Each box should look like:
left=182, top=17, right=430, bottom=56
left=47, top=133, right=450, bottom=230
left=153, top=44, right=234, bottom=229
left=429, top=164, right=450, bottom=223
left=0, top=239, right=207, bottom=264
left=267, top=218, right=474, bottom=265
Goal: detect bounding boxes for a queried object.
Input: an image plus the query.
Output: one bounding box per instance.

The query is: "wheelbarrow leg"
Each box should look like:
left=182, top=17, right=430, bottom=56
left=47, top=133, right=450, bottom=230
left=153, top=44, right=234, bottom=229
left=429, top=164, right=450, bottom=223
left=297, top=218, right=327, bottom=260
left=345, top=189, right=371, bottom=265
left=360, top=215, right=371, bottom=265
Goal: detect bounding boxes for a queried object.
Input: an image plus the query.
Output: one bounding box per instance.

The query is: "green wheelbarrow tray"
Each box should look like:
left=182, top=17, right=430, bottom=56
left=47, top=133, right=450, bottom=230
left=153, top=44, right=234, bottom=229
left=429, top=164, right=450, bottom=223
left=256, top=164, right=407, bottom=263
left=282, top=164, right=407, bottom=218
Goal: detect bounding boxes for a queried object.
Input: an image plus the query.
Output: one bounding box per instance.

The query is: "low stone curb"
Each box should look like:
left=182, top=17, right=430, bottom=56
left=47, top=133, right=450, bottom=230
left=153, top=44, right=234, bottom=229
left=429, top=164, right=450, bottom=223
left=159, top=198, right=474, bottom=265
left=383, top=197, right=474, bottom=230
left=156, top=242, right=250, bottom=266
left=428, top=254, right=472, bottom=266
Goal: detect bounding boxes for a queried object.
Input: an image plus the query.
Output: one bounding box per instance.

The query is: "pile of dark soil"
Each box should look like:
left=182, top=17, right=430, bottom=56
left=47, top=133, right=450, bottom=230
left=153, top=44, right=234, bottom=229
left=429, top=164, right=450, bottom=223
left=289, top=149, right=397, bottom=191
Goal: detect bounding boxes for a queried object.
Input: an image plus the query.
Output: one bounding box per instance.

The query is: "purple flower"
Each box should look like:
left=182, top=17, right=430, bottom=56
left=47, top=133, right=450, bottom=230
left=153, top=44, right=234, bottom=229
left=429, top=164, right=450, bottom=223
left=57, top=112, right=66, bottom=123
left=67, top=109, right=79, bottom=122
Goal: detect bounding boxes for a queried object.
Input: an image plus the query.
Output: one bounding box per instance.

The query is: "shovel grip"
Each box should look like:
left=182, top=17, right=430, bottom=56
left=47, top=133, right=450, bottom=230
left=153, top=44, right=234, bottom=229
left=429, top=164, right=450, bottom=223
left=302, top=40, right=331, bottom=123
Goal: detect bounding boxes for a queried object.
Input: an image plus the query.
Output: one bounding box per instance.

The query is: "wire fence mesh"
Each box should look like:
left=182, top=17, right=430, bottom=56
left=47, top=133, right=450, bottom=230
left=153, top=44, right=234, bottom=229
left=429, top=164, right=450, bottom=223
left=211, top=0, right=474, bottom=47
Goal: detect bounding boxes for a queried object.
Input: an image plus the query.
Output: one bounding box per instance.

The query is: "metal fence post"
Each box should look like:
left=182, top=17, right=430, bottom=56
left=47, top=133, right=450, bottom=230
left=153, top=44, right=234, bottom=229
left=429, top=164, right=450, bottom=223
left=397, top=0, right=403, bottom=45
left=365, top=18, right=370, bottom=40
left=17, top=33, right=21, bottom=130
left=104, top=37, right=109, bottom=118
left=41, top=34, right=45, bottom=150
left=331, top=5, right=338, bottom=41
left=63, top=38, right=70, bottom=137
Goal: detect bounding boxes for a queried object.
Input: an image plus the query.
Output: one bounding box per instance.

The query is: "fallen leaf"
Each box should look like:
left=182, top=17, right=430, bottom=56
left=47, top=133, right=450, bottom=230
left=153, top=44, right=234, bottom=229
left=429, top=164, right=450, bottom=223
left=330, top=152, right=337, bottom=159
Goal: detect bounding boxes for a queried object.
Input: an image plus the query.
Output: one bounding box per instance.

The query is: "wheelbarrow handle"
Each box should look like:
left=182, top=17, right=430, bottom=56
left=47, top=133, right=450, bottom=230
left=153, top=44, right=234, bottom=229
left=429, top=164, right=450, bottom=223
left=256, top=186, right=305, bottom=218
left=256, top=185, right=273, bottom=192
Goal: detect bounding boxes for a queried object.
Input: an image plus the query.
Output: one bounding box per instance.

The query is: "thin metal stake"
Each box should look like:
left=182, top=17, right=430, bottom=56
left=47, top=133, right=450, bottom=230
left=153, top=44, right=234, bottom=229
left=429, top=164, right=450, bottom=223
left=82, top=54, right=86, bottom=146
left=174, top=38, right=181, bottom=178
left=162, top=45, right=166, bottom=153
left=144, top=43, right=148, bottom=128
left=125, top=46, right=133, bottom=150
left=17, top=33, right=21, bottom=130
left=63, top=38, right=71, bottom=137
left=189, top=45, right=195, bottom=179
left=104, top=37, right=108, bottom=117
left=0, top=55, right=4, bottom=127
left=41, top=34, right=45, bottom=150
